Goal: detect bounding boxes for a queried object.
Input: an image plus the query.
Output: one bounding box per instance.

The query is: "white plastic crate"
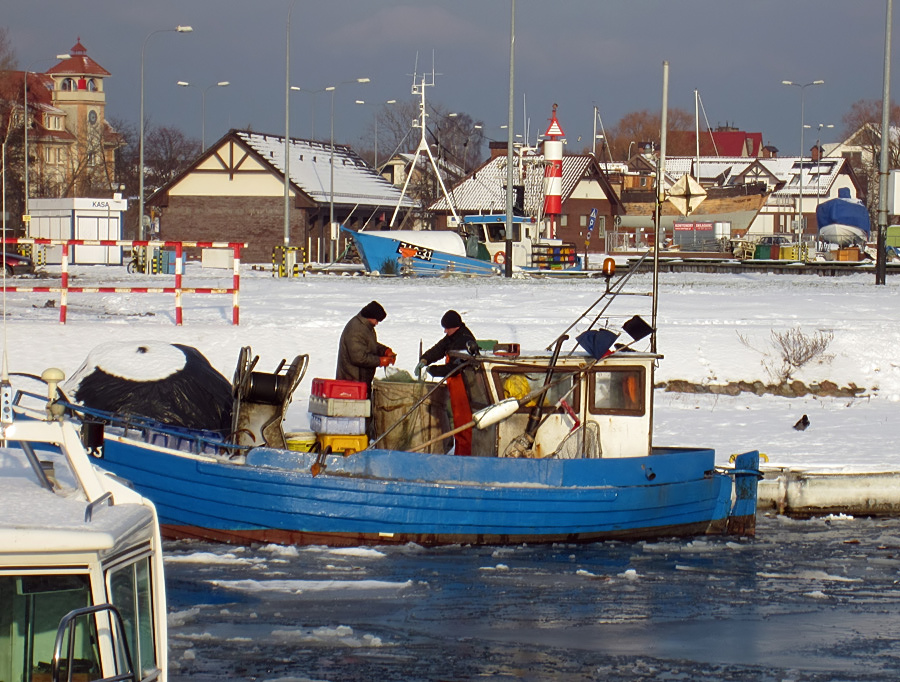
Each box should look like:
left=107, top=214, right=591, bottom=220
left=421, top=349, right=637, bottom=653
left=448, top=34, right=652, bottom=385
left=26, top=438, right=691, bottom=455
left=308, top=413, right=366, bottom=435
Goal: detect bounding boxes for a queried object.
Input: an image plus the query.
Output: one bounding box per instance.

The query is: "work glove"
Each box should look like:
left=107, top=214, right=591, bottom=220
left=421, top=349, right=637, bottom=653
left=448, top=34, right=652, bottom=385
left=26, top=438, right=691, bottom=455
left=379, top=351, right=397, bottom=367
left=414, top=361, right=426, bottom=378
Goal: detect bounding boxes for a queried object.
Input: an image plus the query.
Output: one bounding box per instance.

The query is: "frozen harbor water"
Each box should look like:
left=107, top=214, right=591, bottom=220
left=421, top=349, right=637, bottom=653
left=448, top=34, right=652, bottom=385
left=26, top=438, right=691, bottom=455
left=165, top=514, right=900, bottom=681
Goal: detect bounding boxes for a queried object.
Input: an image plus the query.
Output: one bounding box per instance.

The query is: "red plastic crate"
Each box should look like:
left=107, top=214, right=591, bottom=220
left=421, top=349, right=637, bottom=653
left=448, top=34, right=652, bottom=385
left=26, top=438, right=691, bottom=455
left=311, top=378, right=367, bottom=400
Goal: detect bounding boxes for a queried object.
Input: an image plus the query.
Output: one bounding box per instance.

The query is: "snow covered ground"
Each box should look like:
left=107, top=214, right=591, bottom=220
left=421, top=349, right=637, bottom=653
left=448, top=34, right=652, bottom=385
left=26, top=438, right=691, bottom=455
left=2, top=262, right=897, bottom=473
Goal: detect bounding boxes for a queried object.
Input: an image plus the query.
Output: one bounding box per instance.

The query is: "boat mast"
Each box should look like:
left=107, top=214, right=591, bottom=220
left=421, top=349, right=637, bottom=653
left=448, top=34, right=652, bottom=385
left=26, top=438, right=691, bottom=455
left=388, top=62, right=460, bottom=228
left=694, top=88, right=700, bottom=180
left=652, top=61, right=668, bottom=355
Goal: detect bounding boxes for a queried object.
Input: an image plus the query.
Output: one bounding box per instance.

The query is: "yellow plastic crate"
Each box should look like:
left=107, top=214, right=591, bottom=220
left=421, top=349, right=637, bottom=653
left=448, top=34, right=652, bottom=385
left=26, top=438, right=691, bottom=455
left=317, top=433, right=368, bottom=454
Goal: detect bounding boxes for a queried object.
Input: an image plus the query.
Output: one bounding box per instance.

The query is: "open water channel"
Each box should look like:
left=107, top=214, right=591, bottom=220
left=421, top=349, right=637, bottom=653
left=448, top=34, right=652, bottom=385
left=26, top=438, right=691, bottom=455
left=164, top=513, right=900, bottom=681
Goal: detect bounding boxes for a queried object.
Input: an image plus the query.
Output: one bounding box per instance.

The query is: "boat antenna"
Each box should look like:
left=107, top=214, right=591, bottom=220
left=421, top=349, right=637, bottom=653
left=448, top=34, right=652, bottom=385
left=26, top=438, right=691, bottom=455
left=388, top=56, right=460, bottom=228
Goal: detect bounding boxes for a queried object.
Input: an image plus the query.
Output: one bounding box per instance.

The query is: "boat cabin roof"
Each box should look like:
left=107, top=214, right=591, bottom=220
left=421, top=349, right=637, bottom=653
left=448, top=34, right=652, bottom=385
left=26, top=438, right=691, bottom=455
left=0, top=448, right=155, bottom=558
left=459, top=349, right=661, bottom=367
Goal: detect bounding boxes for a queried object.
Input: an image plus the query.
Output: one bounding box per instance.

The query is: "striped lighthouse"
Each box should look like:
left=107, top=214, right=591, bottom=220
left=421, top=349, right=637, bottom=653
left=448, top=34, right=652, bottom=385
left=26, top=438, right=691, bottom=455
left=543, top=104, right=565, bottom=238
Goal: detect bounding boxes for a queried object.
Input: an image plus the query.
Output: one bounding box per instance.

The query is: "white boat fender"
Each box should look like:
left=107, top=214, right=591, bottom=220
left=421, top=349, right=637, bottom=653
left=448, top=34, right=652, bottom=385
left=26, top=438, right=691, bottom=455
left=472, top=398, right=519, bottom=429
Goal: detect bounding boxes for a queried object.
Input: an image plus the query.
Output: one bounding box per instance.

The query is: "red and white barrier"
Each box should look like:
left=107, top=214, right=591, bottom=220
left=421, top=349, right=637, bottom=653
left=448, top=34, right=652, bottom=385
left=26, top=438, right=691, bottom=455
left=2, top=239, right=246, bottom=325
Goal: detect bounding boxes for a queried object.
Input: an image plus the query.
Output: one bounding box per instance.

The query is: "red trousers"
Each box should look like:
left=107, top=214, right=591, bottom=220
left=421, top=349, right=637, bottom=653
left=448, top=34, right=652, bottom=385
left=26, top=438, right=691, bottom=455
left=447, top=374, right=473, bottom=456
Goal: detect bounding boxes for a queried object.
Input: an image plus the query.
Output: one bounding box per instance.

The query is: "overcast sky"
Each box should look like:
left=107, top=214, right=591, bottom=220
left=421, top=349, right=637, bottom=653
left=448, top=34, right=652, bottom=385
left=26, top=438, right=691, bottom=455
left=6, top=1, right=896, bottom=159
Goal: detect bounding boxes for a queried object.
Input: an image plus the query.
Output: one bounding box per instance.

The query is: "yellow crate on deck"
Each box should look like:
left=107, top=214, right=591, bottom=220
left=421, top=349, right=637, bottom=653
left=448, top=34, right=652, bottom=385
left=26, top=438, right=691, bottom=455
left=317, top=433, right=368, bottom=454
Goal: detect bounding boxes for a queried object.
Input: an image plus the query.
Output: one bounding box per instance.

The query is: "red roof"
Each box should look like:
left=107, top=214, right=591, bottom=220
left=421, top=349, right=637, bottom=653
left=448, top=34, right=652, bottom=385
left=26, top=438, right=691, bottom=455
left=46, top=38, right=110, bottom=77
left=668, top=130, right=764, bottom=157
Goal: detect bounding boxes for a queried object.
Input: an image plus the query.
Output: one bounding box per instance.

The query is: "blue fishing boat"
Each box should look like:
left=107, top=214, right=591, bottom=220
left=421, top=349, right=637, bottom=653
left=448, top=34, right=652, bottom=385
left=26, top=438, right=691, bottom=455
left=345, top=215, right=582, bottom=277
left=44, top=292, right=759, bottom=546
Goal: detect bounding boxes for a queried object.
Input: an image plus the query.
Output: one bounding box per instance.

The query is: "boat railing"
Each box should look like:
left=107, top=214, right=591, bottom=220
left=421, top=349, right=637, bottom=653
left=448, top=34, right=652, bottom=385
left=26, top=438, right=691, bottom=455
left=52, top=603, right=137, bottom=682
left=12, top=389, right=249, bottom=458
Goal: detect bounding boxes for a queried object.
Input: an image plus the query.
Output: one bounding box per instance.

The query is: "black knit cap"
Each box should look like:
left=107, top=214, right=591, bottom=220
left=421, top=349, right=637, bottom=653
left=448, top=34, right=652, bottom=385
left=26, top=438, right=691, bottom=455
left=441, top=309, right=462, bottom=329
left=359, top=300, right=387, bottom=321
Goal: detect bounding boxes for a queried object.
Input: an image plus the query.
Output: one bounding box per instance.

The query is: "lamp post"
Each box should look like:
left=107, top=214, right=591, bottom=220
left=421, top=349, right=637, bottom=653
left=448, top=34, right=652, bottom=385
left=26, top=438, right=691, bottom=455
left=782, top=79, right=824, bottom=246
left=176, top=80, right=229, bottom=152
left=22, top=54, right=69, bottom=220
left=283, top=0, right=298, bottom=248
left=327, top=77, right=370, bottom=262
left=355, top=98, right=396, bottom=171
left=140, top=26, right=192, bottom=240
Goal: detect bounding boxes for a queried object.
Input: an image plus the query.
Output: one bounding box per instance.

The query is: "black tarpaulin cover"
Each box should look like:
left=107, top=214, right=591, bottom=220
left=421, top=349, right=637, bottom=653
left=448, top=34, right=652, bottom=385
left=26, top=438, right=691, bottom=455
left=64, top=341, right=232, bottom=432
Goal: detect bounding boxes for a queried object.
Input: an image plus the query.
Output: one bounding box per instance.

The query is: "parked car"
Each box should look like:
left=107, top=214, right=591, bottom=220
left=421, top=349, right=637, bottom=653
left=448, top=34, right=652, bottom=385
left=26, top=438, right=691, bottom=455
left=1, top=251, right=35, bottom=276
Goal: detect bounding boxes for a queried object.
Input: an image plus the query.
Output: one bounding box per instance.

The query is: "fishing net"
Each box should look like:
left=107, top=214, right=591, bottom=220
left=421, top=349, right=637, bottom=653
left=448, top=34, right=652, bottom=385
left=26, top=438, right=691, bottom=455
left=552, top=422, right=602, bottom=459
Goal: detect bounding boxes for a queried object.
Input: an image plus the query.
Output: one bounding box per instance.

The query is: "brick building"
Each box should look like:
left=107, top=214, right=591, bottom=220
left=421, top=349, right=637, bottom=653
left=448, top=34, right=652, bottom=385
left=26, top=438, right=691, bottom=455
left=147, top=130, right=418, bottom=263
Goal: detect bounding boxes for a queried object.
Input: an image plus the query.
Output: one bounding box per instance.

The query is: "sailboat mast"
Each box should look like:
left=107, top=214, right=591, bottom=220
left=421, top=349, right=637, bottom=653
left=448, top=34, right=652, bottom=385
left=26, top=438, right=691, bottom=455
left=694, top=89, right=700, bottom=177
left=652, top=61, right=668, bottom=355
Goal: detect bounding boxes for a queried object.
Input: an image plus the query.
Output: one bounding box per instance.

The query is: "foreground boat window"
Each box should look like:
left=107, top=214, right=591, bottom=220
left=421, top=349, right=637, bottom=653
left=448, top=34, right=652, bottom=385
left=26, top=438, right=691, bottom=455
left=0, top=573, right=99, bottom=681
left=493, top=368, right=579, bottom=413
left=108, top=557, right=158, bottom=679
left=589, top=368, right=645, bottom=415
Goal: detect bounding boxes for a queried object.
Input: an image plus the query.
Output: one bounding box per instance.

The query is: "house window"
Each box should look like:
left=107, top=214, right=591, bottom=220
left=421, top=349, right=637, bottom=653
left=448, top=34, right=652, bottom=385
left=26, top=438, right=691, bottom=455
left=639, top=177, right=648, bottom=187
left=560, top=214, right=568, bottom=227
left=580, top=215, right=588, bottom=227
left=62, top=78, right=76, bottom=91
left=596, top=216, right=606, bottom=236
left=87, top=79, right=97, bottom=91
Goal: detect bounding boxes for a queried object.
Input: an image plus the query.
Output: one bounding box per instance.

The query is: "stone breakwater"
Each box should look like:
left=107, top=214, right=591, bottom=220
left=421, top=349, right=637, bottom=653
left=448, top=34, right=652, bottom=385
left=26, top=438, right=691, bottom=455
left=657, top=379, right=866, bottom=399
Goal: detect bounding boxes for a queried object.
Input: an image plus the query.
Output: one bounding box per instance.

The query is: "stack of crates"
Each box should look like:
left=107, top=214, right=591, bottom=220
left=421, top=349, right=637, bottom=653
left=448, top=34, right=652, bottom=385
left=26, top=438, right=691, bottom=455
left=308, top=378, right=370, bottom=452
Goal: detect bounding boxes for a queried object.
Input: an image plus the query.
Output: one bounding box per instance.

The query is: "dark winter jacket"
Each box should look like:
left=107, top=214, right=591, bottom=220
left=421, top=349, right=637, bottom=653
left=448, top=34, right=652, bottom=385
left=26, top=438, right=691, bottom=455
left=336, top=313, right=388, bottom=388
left=420, top=323, right=477, bottom=378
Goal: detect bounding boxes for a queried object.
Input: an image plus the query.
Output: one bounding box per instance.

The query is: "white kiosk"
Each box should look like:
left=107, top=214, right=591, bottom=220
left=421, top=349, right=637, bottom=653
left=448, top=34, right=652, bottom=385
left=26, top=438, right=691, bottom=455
left=28, top=197, right=126, bottom=265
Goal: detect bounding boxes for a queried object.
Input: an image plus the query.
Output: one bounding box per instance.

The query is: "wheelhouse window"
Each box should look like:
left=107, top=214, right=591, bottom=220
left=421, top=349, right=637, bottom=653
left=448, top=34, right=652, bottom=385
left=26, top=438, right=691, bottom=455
left=108, top=556, right=158, bottom=679
left=485, top=223, right=520, bottom=242
left=0, top=573, right=99, bottom=681
left=589, top=367, right=645, bottom=415
left=491, top=365, right=580, bottom=414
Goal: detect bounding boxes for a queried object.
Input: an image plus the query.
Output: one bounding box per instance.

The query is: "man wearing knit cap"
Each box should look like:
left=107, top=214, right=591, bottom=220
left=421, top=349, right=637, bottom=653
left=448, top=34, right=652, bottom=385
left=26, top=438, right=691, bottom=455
left=414, top=310, right=477, bottom=455
left=336, top=301, right=395, bottom=393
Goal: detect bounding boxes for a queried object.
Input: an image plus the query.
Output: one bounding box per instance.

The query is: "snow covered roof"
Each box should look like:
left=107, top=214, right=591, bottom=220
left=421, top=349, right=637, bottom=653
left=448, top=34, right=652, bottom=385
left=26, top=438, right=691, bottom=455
left=661, top=155, right=847, bottom=197
left=237, top=131, right=418, bottom=209
left=429, top=153, right=600, bottom=216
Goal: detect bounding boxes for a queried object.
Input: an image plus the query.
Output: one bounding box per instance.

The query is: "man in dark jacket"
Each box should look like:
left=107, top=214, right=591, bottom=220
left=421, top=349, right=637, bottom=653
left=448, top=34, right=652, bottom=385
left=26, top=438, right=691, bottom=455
left=336, top=301, right=395, bottom=394
left=414, top=310, right=477, bottom=455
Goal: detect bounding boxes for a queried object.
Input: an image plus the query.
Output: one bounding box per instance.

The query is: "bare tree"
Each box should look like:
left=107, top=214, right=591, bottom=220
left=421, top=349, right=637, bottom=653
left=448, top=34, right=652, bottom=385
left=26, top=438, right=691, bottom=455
left=603, top=107, right=693, bottom=161
left=0, top=26, right=16, bottom=71
left=840, top=98, right=900, bottom=217
left=0, top=28, right=23, bottom=232
left=144, top=125, right=201, bottom=193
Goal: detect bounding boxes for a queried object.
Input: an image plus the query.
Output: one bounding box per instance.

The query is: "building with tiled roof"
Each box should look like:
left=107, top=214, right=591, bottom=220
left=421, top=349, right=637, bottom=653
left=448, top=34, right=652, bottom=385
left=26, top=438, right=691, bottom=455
left=0, top=39, right=121, bottom=229
left=429, top=144, right=624, bottom=251
left=148, top=129, right=419, bottom=263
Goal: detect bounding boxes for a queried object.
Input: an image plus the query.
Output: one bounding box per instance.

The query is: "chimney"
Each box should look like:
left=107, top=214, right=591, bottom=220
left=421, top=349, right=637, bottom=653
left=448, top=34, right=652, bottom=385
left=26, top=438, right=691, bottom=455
left=489, top=141, right=507, bottom=159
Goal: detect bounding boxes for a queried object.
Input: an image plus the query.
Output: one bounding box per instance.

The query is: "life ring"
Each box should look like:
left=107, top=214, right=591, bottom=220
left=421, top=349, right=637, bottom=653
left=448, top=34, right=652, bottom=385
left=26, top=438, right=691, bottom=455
left=493, top=251, right=506, bottom=265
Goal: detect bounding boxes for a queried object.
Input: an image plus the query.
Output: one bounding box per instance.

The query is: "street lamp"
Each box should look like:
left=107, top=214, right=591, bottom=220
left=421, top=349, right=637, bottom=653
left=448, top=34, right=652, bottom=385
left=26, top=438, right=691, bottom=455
left=176, top=80, right=229, bottom=152
left=22, top=54, right=69, bottom=220
left=140, top=25, right=192, bottom=240
left=782, top=79, right=824, bottom=245
left=355, top=98, right=396, bottom=170
left=327, top=77, right=370, bottom=262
